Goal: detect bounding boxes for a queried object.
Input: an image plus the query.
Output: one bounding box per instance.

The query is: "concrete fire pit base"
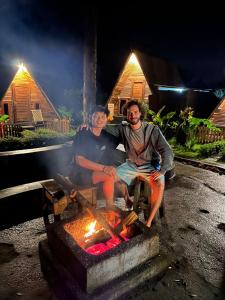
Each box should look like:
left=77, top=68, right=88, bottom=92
left=39, top=239, right=170, bottom=300
left=46, top=215, right=160, bottom=293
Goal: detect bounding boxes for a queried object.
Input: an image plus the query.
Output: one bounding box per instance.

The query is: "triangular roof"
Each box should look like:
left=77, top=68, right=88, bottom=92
left=106, top=50, right=183, bottom=105
left=209, top=95, right=225, bottom=127
left=134, top=50, right=183, bottom=87
left=0, top=64, right=60, bottom=119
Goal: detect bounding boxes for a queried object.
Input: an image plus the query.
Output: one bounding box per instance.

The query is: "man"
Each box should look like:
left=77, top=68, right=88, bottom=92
left=70, top=105, right=119, bottom=208
left=115, top=100, right=174, bottom=227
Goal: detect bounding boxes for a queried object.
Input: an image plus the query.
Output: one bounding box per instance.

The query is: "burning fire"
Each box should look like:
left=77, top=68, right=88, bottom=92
left=84, top=220, right=97, bottom=238
left=64, top=210, right=136, bottom=256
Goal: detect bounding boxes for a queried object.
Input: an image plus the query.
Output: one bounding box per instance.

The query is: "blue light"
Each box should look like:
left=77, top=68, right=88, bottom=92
left=158, top=86, right=187, bottom=93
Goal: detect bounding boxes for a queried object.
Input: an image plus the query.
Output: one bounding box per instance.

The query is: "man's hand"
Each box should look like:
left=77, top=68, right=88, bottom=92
left=77, top=124, right=89, bottom=132
left=151, top=170, right=164, bottom=181
left=69, top=189, right=77, bottom=200
left=103, top=166, right=117, bottom=177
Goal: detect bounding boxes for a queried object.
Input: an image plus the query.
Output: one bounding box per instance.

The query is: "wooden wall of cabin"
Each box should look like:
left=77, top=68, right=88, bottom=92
left=108, top=67, right=151, bottom=117
left=0, top=72, right=59, bottom=124
left=29, top=84, right=59, bottom=121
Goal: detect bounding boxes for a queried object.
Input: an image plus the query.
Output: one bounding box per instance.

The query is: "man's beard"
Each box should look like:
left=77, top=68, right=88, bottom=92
left=127, top=117, right=140, bottom=125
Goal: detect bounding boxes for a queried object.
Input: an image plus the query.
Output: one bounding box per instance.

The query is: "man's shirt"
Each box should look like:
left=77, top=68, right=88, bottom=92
left=72, top=129, right=119, bottom=166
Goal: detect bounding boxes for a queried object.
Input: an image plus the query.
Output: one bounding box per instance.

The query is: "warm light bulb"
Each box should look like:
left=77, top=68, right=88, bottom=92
left=17, top=63, right=27, bottom=73
left=129, top=53, right=139, bottom=65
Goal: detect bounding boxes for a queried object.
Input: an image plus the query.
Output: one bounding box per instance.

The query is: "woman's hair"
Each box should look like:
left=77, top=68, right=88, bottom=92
left=89, top=105, right=110, bottom=117
left=123, top=99, right=145, bottom=120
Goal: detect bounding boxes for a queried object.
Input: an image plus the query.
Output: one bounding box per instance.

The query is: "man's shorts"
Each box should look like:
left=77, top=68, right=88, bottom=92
left=116, top=161, right=165, bottom=186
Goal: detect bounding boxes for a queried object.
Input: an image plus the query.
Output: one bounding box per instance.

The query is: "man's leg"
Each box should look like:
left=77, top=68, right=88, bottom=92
left=92, top=171, right=115, bottom=208
left=146, top=175, right=165, bottom=227
left=116, top=181, right=133, bottom=209
left=116, top=162, right=138, bottom=208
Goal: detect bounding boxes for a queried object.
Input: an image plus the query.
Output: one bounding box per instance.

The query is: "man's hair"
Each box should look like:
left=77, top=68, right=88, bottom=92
left=123, top=100, right=145, bottom=120
left=89, top=105, right=110, bottom=117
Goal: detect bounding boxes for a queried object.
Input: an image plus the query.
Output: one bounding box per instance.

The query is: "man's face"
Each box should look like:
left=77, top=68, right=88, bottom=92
left=127, top=105, right=142, bottom=125
left=91, top=111, right=108, bottom=128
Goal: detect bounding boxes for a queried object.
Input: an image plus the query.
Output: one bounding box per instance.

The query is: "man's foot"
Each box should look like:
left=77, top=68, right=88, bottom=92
left=146, top=220, right=152, bottom=228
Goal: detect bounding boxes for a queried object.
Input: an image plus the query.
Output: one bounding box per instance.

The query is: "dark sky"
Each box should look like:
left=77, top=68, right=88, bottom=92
left=0, top=0, right=225, bottom=112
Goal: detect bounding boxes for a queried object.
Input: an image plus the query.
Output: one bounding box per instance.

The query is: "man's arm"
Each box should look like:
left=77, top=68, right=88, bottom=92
left=151, top=127, right=174, bottom=174
left=75, top=155, right=116, bottom=177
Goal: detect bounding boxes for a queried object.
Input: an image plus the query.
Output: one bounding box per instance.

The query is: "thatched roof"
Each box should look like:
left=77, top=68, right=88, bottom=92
left=134, top=50, right=183, bottom=88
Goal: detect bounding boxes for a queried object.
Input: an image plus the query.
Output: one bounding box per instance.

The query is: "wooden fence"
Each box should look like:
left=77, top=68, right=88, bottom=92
left=0, top=119, right=70, bottom=138
left=44, top=119, right=70, bottom=133
left=197, top=127, right=225, bottom=143
left=0, top=123, right=22, bottom=138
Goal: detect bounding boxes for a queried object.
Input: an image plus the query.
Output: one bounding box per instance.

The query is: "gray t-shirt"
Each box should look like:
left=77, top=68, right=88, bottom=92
left=129, top=123, right=145, bottom=154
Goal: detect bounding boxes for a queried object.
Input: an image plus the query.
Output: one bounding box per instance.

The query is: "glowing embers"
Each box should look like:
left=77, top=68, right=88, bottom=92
left=64, top=210, right=134, bottom=255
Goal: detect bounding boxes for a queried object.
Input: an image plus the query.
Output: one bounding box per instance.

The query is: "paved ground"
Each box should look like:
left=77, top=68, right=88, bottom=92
left=0, top=161, right=225, bottom=299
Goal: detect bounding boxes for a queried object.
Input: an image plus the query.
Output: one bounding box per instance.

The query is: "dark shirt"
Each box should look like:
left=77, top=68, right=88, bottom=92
left=70, top=129, right=119, bottom=185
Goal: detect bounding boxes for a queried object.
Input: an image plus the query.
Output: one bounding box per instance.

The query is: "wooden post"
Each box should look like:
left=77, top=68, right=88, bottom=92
left=83, top=4, right=97, bottom=123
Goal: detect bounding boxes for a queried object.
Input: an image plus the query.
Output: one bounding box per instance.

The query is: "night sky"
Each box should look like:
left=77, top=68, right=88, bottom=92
left=0, top=0, right=225, bottom=114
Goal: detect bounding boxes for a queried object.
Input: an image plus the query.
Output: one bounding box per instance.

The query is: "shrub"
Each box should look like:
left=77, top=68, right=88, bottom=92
left=0, top=128, right=75, bottom=151
left=220, top=148, right=225, bottom=162
left=197, top=140, right=225, bottom=158
left=0, top=114, right=9, bottom=122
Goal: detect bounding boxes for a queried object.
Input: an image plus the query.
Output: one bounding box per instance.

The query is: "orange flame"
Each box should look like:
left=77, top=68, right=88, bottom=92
left=84, top=220, right=97, bottom=238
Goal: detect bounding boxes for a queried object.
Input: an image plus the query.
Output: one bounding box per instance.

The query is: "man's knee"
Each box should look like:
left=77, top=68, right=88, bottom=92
left=104, top=174, right=115, bottom=183
left=149, top=175, right=165, bottom=188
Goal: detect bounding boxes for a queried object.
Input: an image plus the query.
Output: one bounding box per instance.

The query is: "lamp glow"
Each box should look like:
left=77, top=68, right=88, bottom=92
left=129, top=53, right=139, bottom=65
left=17, top=63, right=27, bottom=73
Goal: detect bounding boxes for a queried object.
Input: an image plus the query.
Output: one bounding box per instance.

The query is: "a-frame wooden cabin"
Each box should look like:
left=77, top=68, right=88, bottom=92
left=209, top=96, right=225, bottom=128
left=0, top=64, right=60, bottom=124
left=106, top=51, right=183, bottom=119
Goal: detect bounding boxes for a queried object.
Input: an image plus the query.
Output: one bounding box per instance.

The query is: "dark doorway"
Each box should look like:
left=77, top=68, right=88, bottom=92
left=4, top=103, right=9, bottom=115
left=120, top=99, right=127, bottom=115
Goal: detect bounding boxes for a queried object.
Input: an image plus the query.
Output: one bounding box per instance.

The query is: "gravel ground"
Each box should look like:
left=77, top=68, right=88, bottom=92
left=0, top=161, right=225, bottom=300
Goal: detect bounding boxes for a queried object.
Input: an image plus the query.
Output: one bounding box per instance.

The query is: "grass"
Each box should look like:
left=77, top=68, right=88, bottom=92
left=173, top=147, right=200, bottom=159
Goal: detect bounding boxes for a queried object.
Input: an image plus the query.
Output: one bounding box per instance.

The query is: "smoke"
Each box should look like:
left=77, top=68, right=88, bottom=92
left=0, top=0, right=84, bottom=121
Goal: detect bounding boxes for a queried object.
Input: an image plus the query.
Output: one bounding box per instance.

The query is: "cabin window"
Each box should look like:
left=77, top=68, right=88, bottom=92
left=4, top=103, right=9, bottom=115
left=132, top=82, right=143, bottom=99
left=35, top=103, right=40, bottom=109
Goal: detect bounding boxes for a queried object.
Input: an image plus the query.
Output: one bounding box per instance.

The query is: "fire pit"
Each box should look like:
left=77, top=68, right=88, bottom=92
left=44, top=207, right=159, bottom=294
left=64, top=209, right=136, bottom=255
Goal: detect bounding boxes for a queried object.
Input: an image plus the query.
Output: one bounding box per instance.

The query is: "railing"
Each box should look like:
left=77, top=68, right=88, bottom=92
left=197, top=127, right=225, bottom=143
left=0, top=123, right=22, bottom=138
left=44, top=119, right=70, bottom=133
